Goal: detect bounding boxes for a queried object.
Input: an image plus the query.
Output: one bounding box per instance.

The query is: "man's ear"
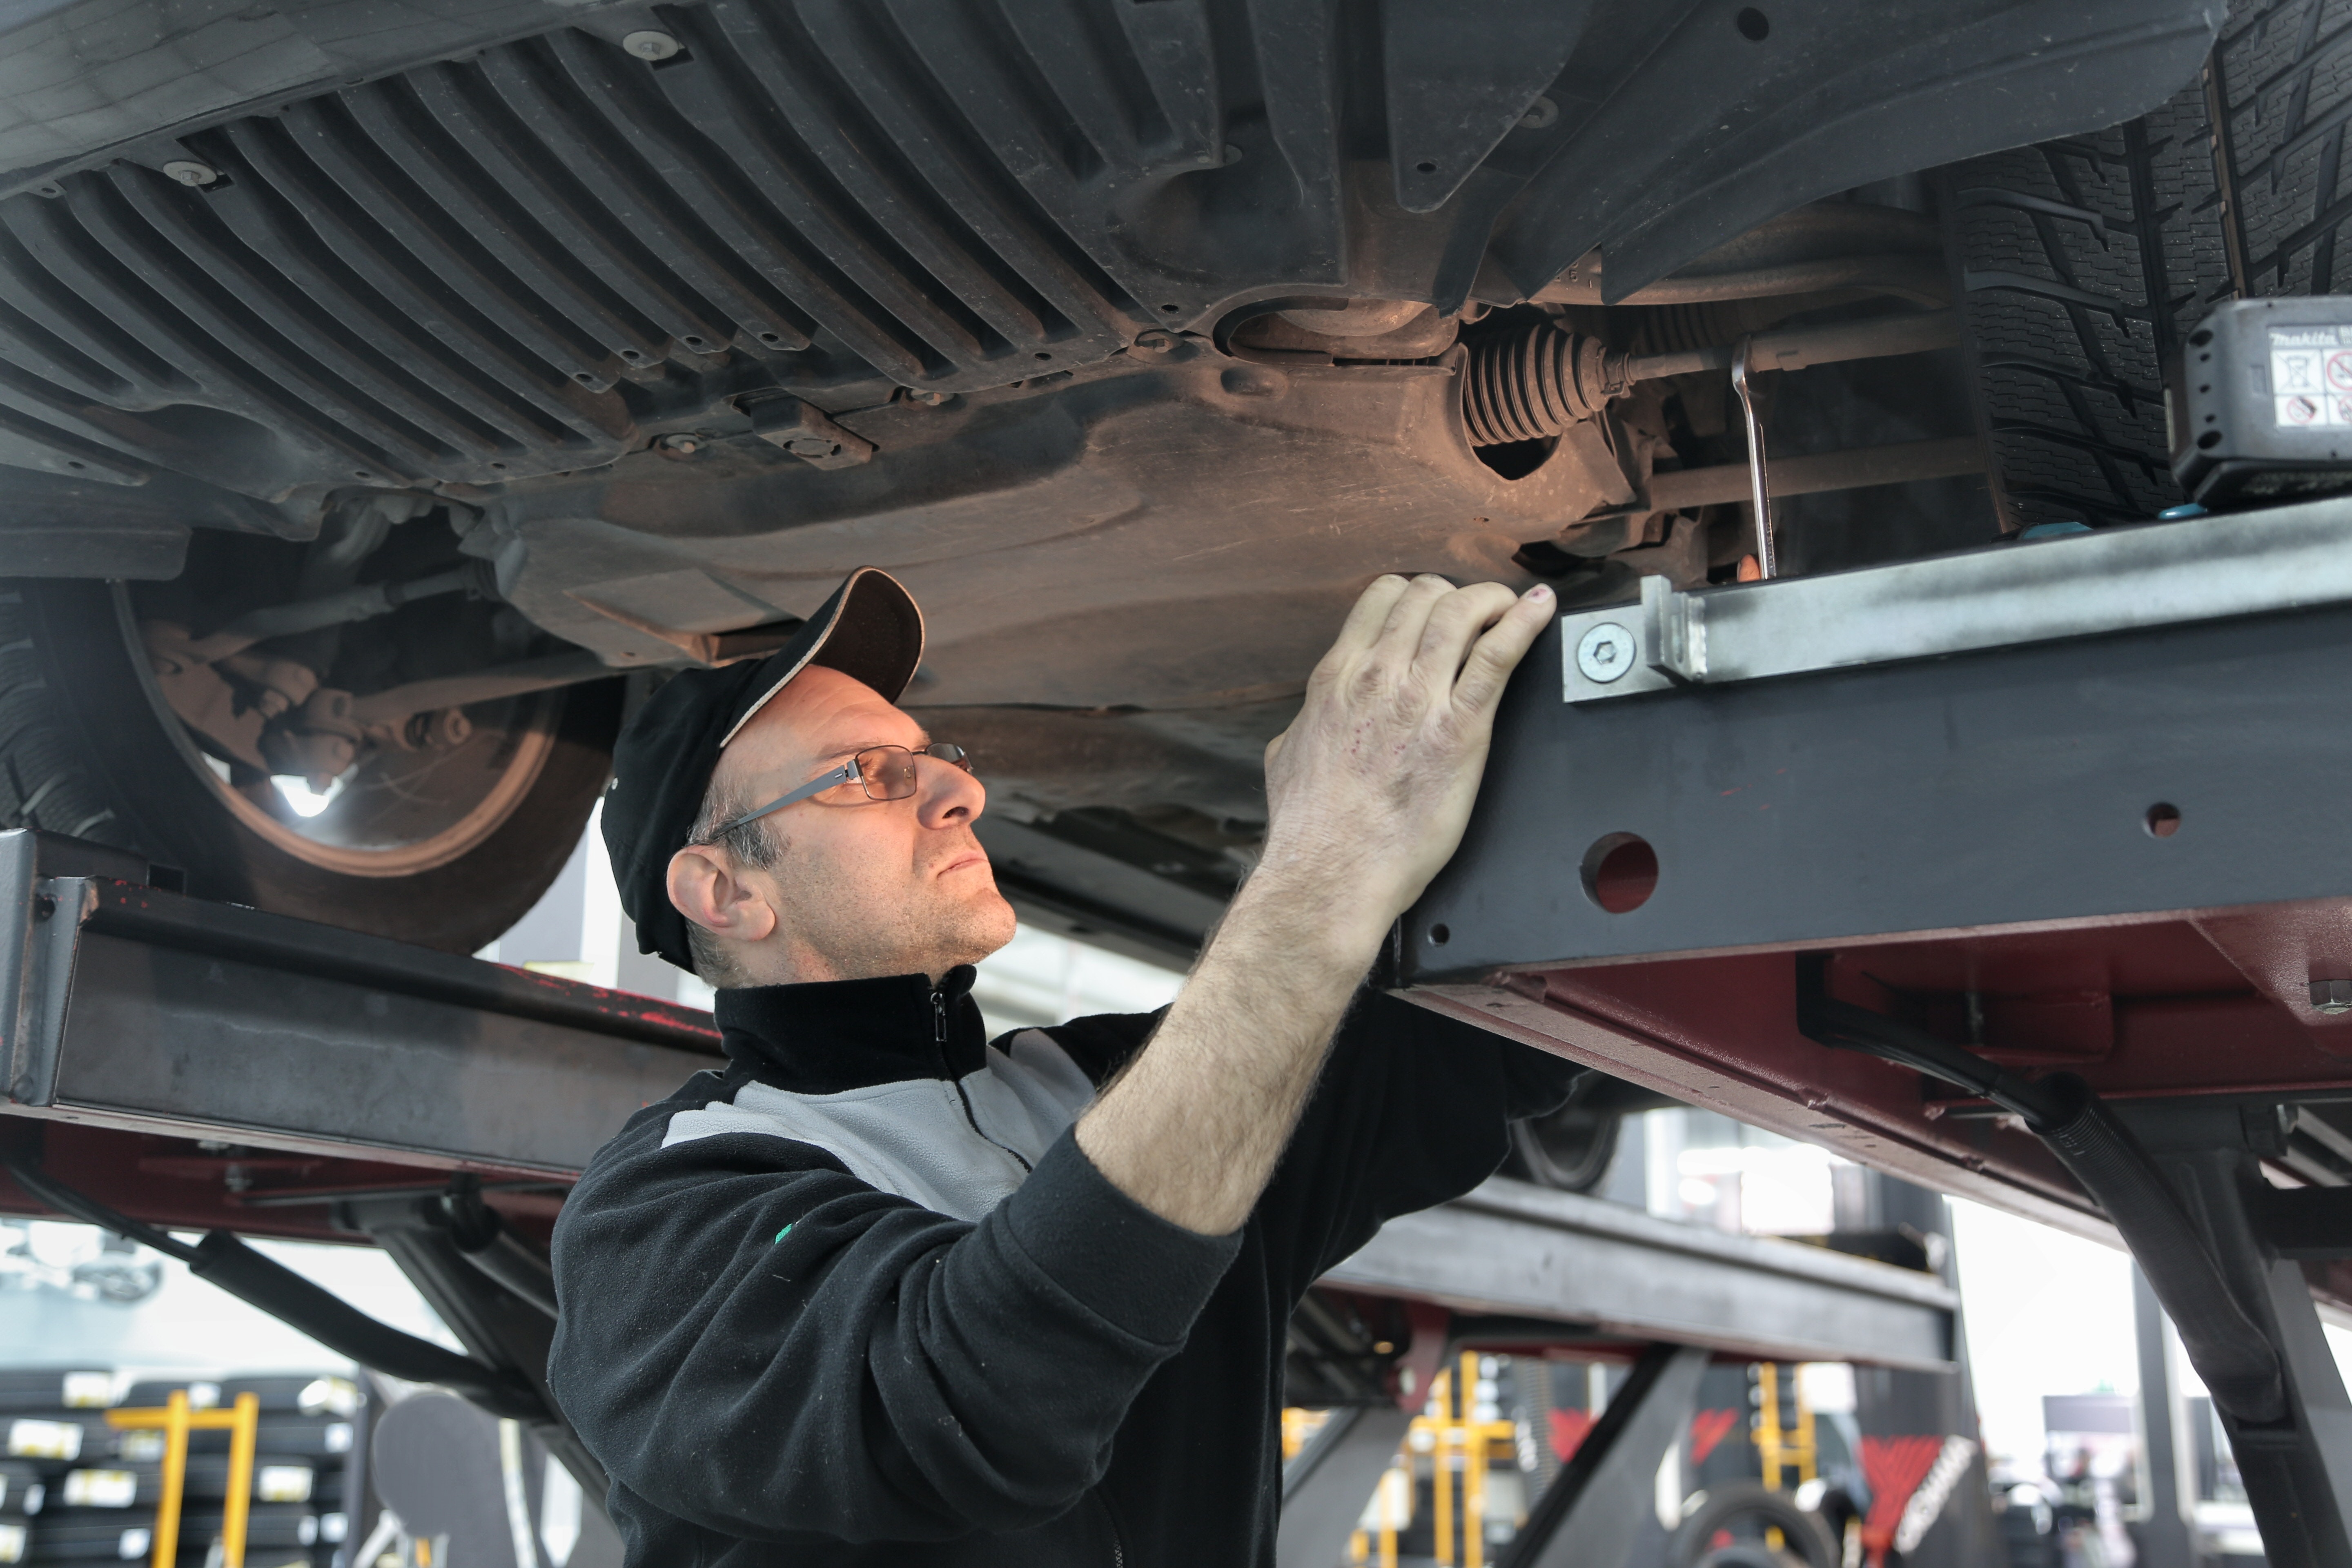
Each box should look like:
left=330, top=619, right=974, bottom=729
left=667, top=845, right=780, bottom=946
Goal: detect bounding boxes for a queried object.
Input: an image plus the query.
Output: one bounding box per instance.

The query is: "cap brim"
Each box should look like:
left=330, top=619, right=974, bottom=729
left=717, top=567, right=925, bottom=748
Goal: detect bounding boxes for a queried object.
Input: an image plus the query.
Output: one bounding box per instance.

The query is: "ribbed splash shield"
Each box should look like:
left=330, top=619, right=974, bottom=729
left=0, top=0, right=2222, bottom=508
left=0, top=2, right=1204, bottom=497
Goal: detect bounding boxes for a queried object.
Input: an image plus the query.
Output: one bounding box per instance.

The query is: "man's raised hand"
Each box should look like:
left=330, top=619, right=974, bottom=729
left=1256, top=574, right=1553, bottom=961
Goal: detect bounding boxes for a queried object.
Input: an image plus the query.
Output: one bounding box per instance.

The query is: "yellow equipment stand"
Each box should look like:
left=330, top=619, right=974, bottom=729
left=106, top=1390, right=262, bottom=1568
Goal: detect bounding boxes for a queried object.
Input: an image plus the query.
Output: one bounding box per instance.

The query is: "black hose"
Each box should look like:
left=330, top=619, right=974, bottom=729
left=452, top=1229, right=560, bottom=1320
left=2029, top=1076, right=2284, bottom=1423
left=4, top=1149, right=541, bottom=1417
left=186, top=1234, right=541, bottom=1415
left=1795, top=960, right=2287, bottom=1426
left=437, top=1177, right=560, bottom=1320
left=3, top=1150, right=203, bottom=1262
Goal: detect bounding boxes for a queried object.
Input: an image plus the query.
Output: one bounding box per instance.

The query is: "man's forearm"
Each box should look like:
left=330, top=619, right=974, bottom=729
left=1073, top=864, right=1374, bottom=1235
left=1073, top=574, right=1551, bottom=1236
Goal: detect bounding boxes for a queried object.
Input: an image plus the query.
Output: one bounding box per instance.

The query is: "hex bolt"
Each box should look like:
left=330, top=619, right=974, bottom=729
left=622, top=30, right=682, bottom=60
left=406, top=707, right=473, bottom=751
left=1575, top=622, right=1637, bottom=684
left=1132, top=330, right=1177, bottom=354
left=162, top=160, right=220, bottom=187
left=655, top=432, right=703, bottom=455
left=900, top=388, right=951, bottom=407
left=2312, top=979, right=2352, bottom=1015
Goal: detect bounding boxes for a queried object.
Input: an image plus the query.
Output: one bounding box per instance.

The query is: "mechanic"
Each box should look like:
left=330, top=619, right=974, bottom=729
left=547, top=564, right=1578, bottom=1566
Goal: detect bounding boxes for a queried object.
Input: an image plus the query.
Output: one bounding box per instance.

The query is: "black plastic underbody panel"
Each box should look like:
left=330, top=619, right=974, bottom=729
left=0, top=0, right=2216, bottom=515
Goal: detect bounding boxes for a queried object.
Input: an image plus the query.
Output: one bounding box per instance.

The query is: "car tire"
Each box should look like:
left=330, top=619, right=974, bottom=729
left=1503, top=1074, right=1625, bottom=1193
left=0, top=576, right=620, bottom=954
left=1940, top=4, right=2346, bottom=532
left=1668, top=1481, right=1840, bottom=1568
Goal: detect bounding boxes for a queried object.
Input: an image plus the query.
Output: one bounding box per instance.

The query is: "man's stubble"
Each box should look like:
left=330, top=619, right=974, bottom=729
left=761, top=824, right=1017, bottom=982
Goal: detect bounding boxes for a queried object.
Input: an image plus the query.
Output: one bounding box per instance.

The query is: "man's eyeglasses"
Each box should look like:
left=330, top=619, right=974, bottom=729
left=704, top=743, right=971, bottom=840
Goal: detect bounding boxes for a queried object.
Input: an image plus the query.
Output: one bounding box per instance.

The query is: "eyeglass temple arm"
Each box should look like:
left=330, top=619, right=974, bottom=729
left=709, top=759, right=858, bottom=838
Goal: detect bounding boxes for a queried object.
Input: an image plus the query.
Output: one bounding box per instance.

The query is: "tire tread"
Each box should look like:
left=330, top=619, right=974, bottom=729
left=1948, top=0, right=2352, bottom=530
left=0, top=586, right=131, bottom=846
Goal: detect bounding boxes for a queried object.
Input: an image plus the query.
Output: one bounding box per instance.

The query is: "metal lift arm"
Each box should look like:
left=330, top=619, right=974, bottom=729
left=1403, top=497, right=2352, bottom=1566
left=0, top=1126, right=535, bottom=1412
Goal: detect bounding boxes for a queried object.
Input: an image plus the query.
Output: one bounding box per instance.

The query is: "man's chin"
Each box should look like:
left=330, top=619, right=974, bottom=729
left=964, top=891, right=1019, bottom=961
left=925, top=888, right=1018, bottom=973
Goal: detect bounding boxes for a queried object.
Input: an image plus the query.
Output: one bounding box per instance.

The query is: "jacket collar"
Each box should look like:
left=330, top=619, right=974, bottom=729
left=713, top=965, right=987, bottom=1094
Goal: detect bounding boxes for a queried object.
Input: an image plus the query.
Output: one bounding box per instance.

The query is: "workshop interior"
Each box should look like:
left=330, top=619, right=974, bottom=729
left=6, top=0, right=2352, bottom=1561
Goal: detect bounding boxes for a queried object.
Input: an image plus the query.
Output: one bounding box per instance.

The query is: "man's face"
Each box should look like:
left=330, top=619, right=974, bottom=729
left=675, top=665, right=1016, bottom=984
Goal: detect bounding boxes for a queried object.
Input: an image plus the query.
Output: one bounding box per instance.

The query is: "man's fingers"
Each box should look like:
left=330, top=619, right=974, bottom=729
left=1323, top=575, right=1416, bottom=664
left=1448, top=584, right=1553, bottom=715
left=1410, top=581, right=1522, bottom=685
left=1368, top=574, right=1456, bottom=667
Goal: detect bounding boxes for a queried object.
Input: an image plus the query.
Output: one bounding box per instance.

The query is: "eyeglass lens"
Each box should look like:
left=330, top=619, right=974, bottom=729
left=851, top=743, right=970, bottom=801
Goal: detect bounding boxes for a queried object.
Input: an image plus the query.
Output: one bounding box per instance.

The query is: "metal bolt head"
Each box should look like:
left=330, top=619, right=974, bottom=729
left=1132, top=330, right=1177, bottom=354
left=655, top=432, right=702, bottom=456
left=622, top=30, right=681, bottom=60
left=162, top=160, right=220, bottom=187
left=1575, top=622, right=1637, bottom=684
left=899, top=388, right=951, bottom=408
left=2313, top=979, right=2352, bottom=1015
left=401, top=706, right=472, bottom=751
left=786, top=435, right=837, bottom=457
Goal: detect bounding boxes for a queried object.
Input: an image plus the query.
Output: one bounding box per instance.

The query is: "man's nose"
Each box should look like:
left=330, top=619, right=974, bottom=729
left=914, top=753, right=984, bottom=827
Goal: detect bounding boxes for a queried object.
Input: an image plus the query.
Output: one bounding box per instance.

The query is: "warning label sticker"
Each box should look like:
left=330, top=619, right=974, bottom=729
left=2269, top=325, right=2352, bottom=425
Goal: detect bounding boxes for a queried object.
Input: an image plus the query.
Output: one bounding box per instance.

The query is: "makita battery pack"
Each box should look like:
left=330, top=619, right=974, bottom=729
left=2172, top=296, right=2352, bottom=506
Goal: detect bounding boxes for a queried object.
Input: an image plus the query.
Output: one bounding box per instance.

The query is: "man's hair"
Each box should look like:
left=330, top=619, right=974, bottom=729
left=681, top=777, right=786, bottom=987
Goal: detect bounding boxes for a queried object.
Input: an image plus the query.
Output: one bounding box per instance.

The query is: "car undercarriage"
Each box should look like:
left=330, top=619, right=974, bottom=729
left=2, top=0, right=2224, bottom=953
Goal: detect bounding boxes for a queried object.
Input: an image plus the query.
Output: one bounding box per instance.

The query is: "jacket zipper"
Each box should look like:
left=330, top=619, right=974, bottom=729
left=933, top=987, right=1033, bottom=1175
left=1095, top=1490, right=1126, bottom=1568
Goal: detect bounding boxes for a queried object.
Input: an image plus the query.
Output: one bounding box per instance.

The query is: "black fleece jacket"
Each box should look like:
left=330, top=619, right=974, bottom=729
left=546, top=965, right=1577, bottom=1566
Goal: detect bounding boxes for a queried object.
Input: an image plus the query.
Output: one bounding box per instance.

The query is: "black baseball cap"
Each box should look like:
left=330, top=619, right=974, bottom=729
left=601, top=567, right=925, bottom=973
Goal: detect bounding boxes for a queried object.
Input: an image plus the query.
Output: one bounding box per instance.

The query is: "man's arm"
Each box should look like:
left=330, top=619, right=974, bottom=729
left=549, top=1105, right=1241, bottom=1542
left=1076, top=573, right=1552, bottom=1234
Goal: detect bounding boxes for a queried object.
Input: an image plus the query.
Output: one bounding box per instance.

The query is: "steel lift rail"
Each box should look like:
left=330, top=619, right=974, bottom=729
left=1399, top=494, right=2352, bottom=1567
left=0, top=825, right=1962, bottom=1566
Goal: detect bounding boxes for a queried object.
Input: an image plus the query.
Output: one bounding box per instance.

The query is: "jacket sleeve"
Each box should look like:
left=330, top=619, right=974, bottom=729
left=546, top=1109, right=1239, bottom=1543
left=1026, top=1008, right=1160, bottom=1084
left=1252, top=989, right=1583, bottom=1301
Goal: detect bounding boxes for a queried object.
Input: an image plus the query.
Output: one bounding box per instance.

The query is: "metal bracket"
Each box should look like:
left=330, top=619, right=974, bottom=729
left=1558, top=499, right=2352, bottom=702
left=0, top=829, right=724, bottom=1172
left=739, top=395, right=875, bottom=469
left=1, top=831, right=94, bottom=1108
